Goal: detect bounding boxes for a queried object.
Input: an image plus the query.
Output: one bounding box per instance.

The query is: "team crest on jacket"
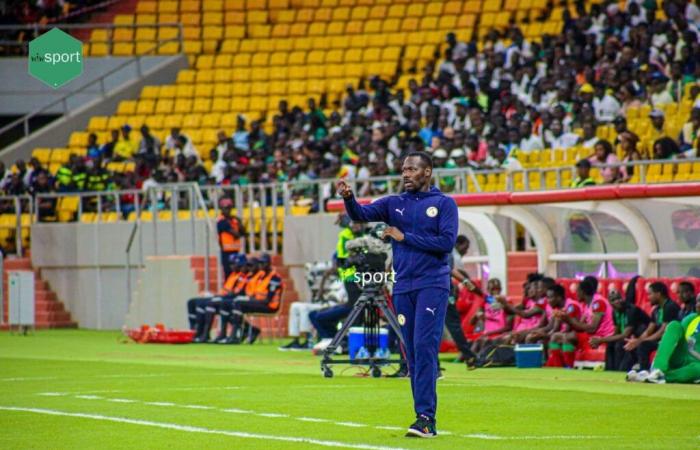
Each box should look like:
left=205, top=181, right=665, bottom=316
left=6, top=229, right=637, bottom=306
left=426, top=206, right=438, bottom=217
left=398, top=314, right=406, bottom=326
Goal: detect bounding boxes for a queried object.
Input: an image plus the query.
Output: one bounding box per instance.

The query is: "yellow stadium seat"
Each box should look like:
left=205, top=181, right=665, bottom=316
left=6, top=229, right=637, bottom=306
left=174, top=99, right=193, bottom=114
left=249, top=25, right=270, bottom=38
left=224, top=27, right=245, bottom=39
left=270, top=52, right=288, bottom=66
left=136, top=100, right=154, bottom=115
left=248, top=10, right=268, bottom=23
left=271, top=24, right=290, bottom=37
left=326, top=49, right=343, bottom=64
left=136, top=2, right=156, bottom=14
left=113, top=43, right=134, bottom=56
left=231, top=97, right=250, bottom=112
left=220, top=39, right=240, bottom=53
left=181, top=0, right=201, bottom=13
left=201, top=113, right=221, bottom=128
left=176, top=70, right=196, bottom=84
left=203, top=26, right=223, bottom=39
left=87, top=116, right=108, bottom=131
left=113, top=28, right=133, bottom=42
left=233, top=53, right=251, bottom=66
left=232, top=68, right=251, bottom=82
left=193, top=99, right=211, bottom=113
left=382, top=19, right=400, bottom=33
left=225, top=11, right=245, bottom=24
left=289, top=23, right=308, bottom=36
left=145, top=115, right=164, bottom=129
left=212, top=98, right=230, bottom=112
left=388, top=5, right=405, bottom=17
left=308, top=22, right=326, bottom=36
left=251, top=52, right=269, bottom=66
left=141, top=85, right=160, bottom=99
left=107, top=116, right=127, bottom=130
left=327, top=21, right=345, bottom=35
left=164, top=114, right=183, bottom=129
left=116, top=100, right=136, bottom=116
left=32, top=148, right=52, bottom=164
left=183, top=114, right=201, bottom=129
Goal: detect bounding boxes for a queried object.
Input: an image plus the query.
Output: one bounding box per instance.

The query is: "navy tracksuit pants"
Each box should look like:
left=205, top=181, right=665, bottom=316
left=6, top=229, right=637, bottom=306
left=393, top=287, right=448, bottom=422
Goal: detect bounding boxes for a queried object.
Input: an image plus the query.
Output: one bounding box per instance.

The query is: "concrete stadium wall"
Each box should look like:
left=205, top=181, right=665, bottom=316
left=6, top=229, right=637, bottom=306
left=124, top=256, right=199, bottom=330
left=31, top=219, right=217, bottom=329
left=1, top=54, right=188, bottom=162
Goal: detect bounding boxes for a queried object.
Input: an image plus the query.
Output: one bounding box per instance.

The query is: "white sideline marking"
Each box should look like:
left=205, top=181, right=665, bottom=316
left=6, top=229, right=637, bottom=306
left=335, top=422, right=366, bottom=428
left=0, top=406, right=411, bottom=450
left=222, top=408, right=252, bottom=414
left=47, top=393, right=613, bottom=442
left=1, top=377, right=59, bottom=382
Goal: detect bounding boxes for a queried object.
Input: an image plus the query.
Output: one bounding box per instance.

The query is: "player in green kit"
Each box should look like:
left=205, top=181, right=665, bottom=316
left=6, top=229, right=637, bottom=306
left=643, top=302, right=700, bottom=384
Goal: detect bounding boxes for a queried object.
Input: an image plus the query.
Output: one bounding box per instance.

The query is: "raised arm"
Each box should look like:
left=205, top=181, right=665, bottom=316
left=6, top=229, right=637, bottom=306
left=337, top=179, right=390, bottom=223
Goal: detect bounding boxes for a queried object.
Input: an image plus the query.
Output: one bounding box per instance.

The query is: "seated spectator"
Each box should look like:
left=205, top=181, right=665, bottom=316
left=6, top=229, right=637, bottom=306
left=232, top=116, right=249, bottom=151
left=619, top=132, right=643, bottom=182
left=618, top=83, right=643, bottom=116
left=652, top=136, right=681, bottom=159
left=571, top=159, right=596, bottom=188
left=550, top=278, right=615, bottom=368
left=487, top=147, right=523, bottom=172
left=679, top=107, right=700, bottom=151
left=647, top=109, right=670, bottom=145
left=279, top=267, right=344, bottom=351
left=590, top=289, right=650, bottom=372
left=86, top=133, right=101, bottom=160
left=677, top=281, right=697, bottom=320
left=641, top=301, right=700, bottom=384
left=589, top=139, right=619, bottom=183
left=648, top=73, right=674, bottom=108
left=545, top=119, right=580, bottom=150
left=113, top=125, right=137, bottom=161
left=580, top=121, right=599, bottom=149
left=593, top=83, right=622, bottom=123
left=31, top=171, right=56, bottom=221
left=518, top=120, right=544, bottom=153
left=624, top=282, right=681, bottom=375
left=470, top=278, right=513, bottom=356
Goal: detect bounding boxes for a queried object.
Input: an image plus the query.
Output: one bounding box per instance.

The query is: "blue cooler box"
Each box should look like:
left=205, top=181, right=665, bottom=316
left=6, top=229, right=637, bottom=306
left=515, top=344, right=543, bottom=368
left=348, top=327, right=389, bottom=360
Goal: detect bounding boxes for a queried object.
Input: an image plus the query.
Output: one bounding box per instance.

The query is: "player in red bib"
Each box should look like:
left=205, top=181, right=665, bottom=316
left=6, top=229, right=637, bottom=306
left=550, top=278, right=615, bottom=367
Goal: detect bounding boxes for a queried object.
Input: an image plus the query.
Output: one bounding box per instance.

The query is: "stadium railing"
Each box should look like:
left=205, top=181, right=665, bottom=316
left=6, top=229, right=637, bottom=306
left=0, top=22, right=184, bottom=142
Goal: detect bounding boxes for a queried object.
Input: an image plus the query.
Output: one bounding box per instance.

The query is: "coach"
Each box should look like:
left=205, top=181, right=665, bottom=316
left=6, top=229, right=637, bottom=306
left=336, top=151, right=458, bottom=439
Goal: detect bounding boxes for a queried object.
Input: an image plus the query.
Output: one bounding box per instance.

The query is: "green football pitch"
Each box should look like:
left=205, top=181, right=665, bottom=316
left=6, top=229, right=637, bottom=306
left=1, top=330, right=698, bottom=450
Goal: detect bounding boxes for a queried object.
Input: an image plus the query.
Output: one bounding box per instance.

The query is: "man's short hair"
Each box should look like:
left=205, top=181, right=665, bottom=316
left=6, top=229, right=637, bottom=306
left=649, top=281, right=669, bottom=297
left=583, top=275, right=598, bottom=293
left=540, top=277, right=556, bottom=289
left=405, top=151, right=433, bottom=169
left=548, top=284, right=565, bottom=298
left=526, top=272, right=543, bottom=283
left=579, top=279, right=596, bottom=297
left=456, top=235, right=470, bottom=246
left=679, top=281, right=695, bottom=294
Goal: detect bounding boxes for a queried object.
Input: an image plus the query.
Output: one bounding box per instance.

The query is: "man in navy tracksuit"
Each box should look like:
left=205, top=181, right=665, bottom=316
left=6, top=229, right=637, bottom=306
left=337, top=151, right=458, bottom=438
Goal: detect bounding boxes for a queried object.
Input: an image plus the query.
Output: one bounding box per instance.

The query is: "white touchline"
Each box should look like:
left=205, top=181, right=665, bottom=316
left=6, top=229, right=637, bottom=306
left=0, top=406, right=411, bottom=450
left=1, top=377, right=59, bottom=382
left=48, top=393, right=615, bottom=441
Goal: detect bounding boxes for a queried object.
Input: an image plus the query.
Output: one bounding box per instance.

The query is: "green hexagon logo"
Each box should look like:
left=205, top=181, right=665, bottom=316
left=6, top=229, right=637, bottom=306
left=28, top=28, right=83, bottom=89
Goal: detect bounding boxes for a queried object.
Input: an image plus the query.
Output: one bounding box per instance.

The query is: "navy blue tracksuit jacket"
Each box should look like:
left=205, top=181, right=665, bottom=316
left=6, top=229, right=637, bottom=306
left=344, top=186, right=458, bottom=422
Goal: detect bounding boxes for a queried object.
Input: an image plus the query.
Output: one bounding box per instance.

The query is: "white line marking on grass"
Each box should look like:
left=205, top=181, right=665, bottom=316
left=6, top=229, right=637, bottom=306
left=0, top=406, right=411, bottom=450
left=74, top=395, right=102, bottom=400
left=2, top=377, right=59, bottom=382
left=375, top=426, right=402, bottom=431
left=298, top=417, right=329, bottom=423
left=182, top=405, right=214, bottom=410
left=144, top=402, right=175, bottom=407
left=335, top=422, right=366, bottom=428
left=222, top=408, right=252, bottom=414
left=106, top=399, right=136, bottom=404
left=257, top=413, right=289, bottom=418
left=37, top=392, right=66, bottom=397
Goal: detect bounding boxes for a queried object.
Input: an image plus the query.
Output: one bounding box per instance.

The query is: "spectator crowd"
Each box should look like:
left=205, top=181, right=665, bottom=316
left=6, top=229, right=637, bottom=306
left=2, top=0, right=700, bottom=203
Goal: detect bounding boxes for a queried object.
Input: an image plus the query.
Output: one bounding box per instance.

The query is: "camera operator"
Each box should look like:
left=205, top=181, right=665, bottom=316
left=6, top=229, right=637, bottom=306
left=337, top=151, right=458, bottom=439
left=308, top=217, right=366, bottom=347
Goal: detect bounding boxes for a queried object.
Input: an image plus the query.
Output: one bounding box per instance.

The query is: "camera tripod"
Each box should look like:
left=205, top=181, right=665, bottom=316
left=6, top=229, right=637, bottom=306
left=321, top=283, right=406, bottom=378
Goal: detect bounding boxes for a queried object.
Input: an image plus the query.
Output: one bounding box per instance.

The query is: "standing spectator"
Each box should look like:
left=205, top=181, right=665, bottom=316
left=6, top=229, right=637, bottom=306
left=113, top=125, right=137, bottom=161
left=589, top=140, right=620, bottom=183
left=232, top=116, right=249, bottom=151
left=217, top=197, right=245, bottom=278
left=213, top=131, right=232, bottom=163
left=100, top=129, right=119, bottom=160
left=625, top=282, right=681, bottom=374
left=137, top=125, right=161, bottom=168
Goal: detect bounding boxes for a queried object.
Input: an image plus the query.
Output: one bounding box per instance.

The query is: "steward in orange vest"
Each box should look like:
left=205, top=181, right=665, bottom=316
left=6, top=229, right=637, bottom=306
left=217, top=197, right=246, bottom=278
left=219, top=253, right=283, bottom=345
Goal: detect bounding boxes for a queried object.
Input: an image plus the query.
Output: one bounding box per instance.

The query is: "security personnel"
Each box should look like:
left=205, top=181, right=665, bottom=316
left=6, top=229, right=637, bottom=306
left=335, top=215, right=365, bottom=302
left=226, top=253, right=283, bottom=344
left=55, top=157, right=75, bottom=192
left=85, top=161, right=110, bottom=192
left=71, top=157, right=87, bottom=191
left=571, top=159, right=596, bottom=188
left=217, top=197, right=246, bottom=278
left=190, top=255, right=249, bottom=343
